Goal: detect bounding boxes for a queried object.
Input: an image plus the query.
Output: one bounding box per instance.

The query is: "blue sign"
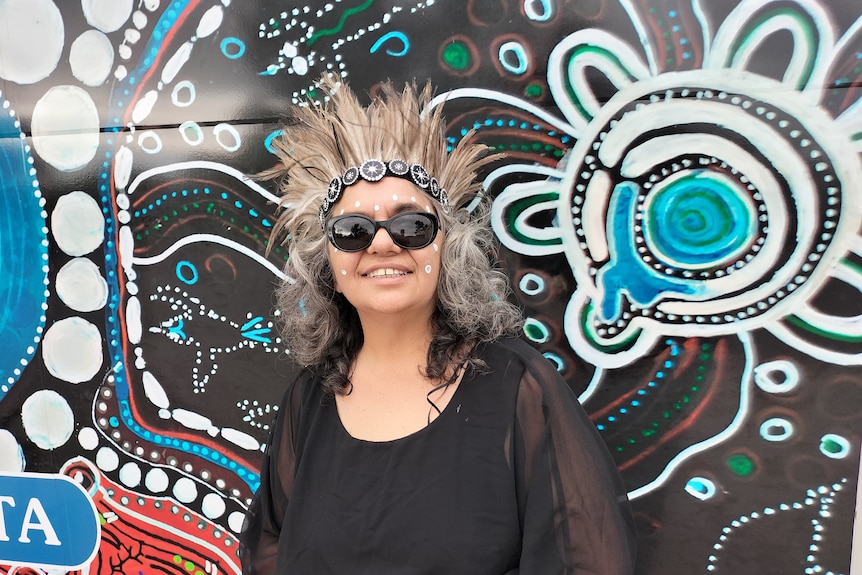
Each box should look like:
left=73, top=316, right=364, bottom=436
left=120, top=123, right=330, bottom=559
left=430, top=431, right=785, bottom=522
left=0, top=472, right=100, bottom=569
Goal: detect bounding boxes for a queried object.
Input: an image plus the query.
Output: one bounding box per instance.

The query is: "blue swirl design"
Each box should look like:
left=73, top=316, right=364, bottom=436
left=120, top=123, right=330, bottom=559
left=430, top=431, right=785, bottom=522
left=644, top=173, right=753, bottom=269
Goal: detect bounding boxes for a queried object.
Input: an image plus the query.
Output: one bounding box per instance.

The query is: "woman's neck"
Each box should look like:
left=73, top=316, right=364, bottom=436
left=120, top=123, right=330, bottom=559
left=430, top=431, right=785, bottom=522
left=355, top=312, right=434, bottom=377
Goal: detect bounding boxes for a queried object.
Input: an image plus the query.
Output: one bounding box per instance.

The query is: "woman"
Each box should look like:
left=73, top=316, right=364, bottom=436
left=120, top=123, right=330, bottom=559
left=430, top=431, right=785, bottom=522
left=241, top=75, right=637, bottom=574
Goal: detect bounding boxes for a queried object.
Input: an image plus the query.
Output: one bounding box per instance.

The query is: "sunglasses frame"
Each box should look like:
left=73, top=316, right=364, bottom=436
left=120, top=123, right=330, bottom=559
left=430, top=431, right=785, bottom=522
left=326, top=211, right=440, bottom=252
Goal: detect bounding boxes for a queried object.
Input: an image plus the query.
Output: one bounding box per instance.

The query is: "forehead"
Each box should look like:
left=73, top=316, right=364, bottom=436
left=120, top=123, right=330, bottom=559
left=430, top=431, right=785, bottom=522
left=332, top=178, right=436, bottom=214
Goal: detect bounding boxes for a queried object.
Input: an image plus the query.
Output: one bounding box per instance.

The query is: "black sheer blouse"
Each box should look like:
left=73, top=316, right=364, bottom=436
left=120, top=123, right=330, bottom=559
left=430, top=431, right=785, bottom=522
left=241, top=338, right=636, bottom=574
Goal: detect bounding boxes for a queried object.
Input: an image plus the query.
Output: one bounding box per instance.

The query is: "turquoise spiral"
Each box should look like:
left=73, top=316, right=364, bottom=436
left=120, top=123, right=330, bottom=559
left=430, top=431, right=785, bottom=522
left=644, top=173, right=753, bottom=269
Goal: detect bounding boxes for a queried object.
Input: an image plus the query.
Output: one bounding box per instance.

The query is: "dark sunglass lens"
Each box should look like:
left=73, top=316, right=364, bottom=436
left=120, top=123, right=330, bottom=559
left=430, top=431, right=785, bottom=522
left=331, top=216, right=375, bottom=251
left=390, top=213, right=435, bottom=248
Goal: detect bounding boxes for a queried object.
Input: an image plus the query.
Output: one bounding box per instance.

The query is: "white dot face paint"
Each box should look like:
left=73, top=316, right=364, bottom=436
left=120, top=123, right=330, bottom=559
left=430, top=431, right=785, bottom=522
left=392, top=195, right=398, bottom=201
left=341, top=270, right=347, bottom=275
left=425, top=264, right=432, bottom=274
left=425, top=205, right=432, bottom=212
left=374, top=205, right=379, bottom=211
left=354, top=201, right=360, bottom=207
left=411, top=196, right=416, bottom=202
left=339, top=209, right=345, bottom=215
left=433, top=243, right=439, bottom=252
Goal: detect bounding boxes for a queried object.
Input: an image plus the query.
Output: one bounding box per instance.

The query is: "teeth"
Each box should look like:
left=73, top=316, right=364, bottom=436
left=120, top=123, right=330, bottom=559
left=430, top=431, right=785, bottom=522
left=367, top=268, right=407, bottom=278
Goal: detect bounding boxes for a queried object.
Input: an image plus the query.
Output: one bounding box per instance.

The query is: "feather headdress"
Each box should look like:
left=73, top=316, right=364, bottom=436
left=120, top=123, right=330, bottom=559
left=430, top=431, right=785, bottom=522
left=265, top=74, right=500, bottom=248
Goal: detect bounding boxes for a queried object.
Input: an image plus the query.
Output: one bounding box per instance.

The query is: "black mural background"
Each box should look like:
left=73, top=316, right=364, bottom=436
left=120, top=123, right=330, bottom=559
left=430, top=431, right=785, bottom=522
left=0, top=0, right=860, bottom=573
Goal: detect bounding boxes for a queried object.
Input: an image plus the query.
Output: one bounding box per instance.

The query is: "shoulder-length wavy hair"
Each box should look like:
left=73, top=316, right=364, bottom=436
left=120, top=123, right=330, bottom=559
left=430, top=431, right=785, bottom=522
left=265, top=75, right=522, bottom=395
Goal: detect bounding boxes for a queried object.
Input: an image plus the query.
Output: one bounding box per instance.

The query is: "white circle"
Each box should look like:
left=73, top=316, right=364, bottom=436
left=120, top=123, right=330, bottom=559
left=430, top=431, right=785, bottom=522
left=173, top=477, right=198, bottom=503
left=753, top=360, right=800, bottom=394
left=214, top=123, right=241, bottom=152
left=145, top=468, right=169, bottom=493
left=759, top=417, right=794, bottom=442
left=32, top=86, right=100, bottom=171
left=0, top=429, right=25, bottom=472
left=42, top=316, right=104, bottom=384
left=77, top=427, right=99, bottom=450
left=70, top=30, right=114, bottom=86
left=51, top=191, right=105, bottom=256
left=21, top=390, right=74, bottom=449
left=82, top=0, right=133, bottom=32
left=119, top=461, right=142, bottom=487
left=179, top=120, right=204, bottom=146
left=227, top=510, right=246, bottom=533
left=96, top=446, right=119, bottom=471
left=56, top=257, right=108, bottom=311
left=0, top=0, right=64, bottom=84
left=201, top=492, right=226, bottom=519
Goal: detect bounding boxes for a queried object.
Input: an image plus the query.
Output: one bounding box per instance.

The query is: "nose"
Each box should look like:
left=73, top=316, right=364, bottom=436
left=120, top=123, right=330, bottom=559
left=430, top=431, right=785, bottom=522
left=366, top=225, right=401, bottom=254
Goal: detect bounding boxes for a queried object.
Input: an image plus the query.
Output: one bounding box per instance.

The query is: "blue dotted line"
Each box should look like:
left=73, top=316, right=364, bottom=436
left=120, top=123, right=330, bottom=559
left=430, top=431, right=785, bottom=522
left=117, top=401, right=260, bottom=490
left=596, top=339, right=678, bottom=431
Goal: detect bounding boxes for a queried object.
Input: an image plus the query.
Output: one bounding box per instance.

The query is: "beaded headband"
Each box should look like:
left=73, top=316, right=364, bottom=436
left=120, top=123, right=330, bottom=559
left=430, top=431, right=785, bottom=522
left=318, top=159, right=450, bottom=228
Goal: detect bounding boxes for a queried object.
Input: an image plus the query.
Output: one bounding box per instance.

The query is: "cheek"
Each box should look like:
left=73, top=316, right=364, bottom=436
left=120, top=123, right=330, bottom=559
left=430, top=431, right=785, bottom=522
left=328, top=249, right=353, bottom=291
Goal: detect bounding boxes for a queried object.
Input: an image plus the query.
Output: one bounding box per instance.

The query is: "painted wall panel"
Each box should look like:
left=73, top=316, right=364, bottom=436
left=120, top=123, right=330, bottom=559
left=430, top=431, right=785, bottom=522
left=0, top=0, right=859, bottom=573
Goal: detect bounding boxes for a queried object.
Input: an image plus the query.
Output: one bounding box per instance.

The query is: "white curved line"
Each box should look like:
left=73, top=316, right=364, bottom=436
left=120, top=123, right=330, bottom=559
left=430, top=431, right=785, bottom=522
left=628, top=331, right=755, bottom=499
left=428, top=88, right=578, bottom=136
left=132, top=233, right=292, bottom=283
left=578, top=365, right=605, bottom=405
left=127, top=160, right=280, bottom=205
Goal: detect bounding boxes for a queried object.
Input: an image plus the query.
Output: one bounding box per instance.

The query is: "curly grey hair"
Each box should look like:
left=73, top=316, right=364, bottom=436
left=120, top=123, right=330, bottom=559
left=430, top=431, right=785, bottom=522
left=265, top=75, right=522, bottom=395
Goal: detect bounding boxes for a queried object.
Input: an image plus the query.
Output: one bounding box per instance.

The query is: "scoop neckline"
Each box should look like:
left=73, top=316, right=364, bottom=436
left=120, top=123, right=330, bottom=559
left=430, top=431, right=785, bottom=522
left=333, top=373, right=469, bottom=445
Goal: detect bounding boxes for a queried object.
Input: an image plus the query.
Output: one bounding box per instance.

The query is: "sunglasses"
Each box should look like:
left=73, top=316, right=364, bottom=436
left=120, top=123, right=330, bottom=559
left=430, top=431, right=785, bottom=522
left=326, top=211, right=439, bottom=252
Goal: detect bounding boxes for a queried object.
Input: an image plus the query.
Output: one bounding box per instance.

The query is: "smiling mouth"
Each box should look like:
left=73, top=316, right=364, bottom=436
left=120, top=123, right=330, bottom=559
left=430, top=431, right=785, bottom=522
left=365, top=268, right=409, bottom=278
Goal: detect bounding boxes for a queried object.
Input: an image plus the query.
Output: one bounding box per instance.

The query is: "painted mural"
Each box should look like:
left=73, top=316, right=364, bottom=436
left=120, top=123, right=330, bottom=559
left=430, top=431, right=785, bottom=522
left=0, top=0, right=859, bottom=573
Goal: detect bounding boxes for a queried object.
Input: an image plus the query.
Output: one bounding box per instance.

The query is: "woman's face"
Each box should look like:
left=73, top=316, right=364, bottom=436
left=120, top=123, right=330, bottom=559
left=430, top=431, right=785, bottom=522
left=327, top=177, right=443, bottom=323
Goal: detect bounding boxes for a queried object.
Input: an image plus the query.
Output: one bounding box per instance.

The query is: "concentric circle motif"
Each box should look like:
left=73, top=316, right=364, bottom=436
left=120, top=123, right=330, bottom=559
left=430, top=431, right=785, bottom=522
left=429, top=178, right=441, bottom=199
left=640, top=171, right=761, bottom=278
left=559, top=71, right=860, bottom=343
left=342, top=166, right=360, bottom=186
left=359, top=159, right=386, bottom=181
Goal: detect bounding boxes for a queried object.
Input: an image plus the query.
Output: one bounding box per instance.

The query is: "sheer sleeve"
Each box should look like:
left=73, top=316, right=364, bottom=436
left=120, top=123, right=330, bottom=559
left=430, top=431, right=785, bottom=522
left=513, top=350, right=637, bottom=574
left=239, top=371, right=309, bottom=575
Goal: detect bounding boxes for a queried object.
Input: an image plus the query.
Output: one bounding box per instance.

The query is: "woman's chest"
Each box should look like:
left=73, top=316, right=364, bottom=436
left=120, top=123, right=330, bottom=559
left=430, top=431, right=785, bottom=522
left=279, top=394, right=521, bottom=574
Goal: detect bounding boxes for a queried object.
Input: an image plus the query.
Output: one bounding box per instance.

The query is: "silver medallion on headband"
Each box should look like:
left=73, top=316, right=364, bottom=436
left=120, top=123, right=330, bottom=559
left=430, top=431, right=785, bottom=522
left=319, top=159, right=449, bottom=228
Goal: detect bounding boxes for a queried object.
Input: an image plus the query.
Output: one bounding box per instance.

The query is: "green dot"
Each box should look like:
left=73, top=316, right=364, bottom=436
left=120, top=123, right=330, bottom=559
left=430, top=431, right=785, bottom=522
left=727, top=453, right=755, bottom=476
left=442, top=41, right=471, bottom=71
left=524, top=83, right=543, bottom=98
left=173, top=556, right=183, bottom=565
left=821, top=437, right=843, bottom=455
left=185, top=561, right=195, bottom=572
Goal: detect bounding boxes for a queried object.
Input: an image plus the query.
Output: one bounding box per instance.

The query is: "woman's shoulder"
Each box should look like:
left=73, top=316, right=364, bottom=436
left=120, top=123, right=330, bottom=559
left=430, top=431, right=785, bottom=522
left=276, top=366, right=324, bottom=417
left=480, top=337, right=557, bottom=374
left=479, top=337, right=576, bottom=399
